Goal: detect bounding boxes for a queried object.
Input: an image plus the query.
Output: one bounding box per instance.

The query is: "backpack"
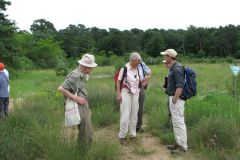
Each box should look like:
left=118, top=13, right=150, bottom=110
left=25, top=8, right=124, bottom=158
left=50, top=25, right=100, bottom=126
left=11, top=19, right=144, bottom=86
left=114, top=65, right=141, bottom=91
left=114, top=66, right=127, bottom=91
left=180, top=67, right=197, bottom=100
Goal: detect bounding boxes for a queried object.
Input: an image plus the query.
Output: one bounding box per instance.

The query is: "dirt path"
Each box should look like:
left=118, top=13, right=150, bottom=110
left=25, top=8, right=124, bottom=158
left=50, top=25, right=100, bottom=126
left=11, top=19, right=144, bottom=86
left=94, top=126, right=203, bottom=160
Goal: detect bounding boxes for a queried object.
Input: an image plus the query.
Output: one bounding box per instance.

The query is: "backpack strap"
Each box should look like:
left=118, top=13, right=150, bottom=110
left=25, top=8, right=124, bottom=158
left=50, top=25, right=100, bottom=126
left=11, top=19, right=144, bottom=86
left=120, top=66, right=127, bottom=84
left=182, top=66, right=186, bottom=80
left=140, top=62, right=148, bottom=89
left=140, top=62, right=145, bottom=77
left=136, top=67, right=142, bottom=88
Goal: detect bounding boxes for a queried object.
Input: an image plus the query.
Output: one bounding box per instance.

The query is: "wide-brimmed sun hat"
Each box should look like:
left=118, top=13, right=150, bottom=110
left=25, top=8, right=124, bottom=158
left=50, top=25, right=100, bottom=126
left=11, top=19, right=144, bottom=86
left=78, top=54, right=97, bottom=68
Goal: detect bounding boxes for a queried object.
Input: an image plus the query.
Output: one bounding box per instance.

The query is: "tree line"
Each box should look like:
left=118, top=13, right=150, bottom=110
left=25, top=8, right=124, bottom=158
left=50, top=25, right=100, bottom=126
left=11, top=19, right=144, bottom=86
left=1, top=0, right=240, bottom=70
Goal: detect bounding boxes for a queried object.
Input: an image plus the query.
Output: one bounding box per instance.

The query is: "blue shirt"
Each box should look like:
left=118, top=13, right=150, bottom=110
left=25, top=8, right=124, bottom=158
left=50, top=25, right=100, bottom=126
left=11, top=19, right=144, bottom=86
left=138, top=62, right=151, bottom=81
left=0, top=72, right=9, bottom=97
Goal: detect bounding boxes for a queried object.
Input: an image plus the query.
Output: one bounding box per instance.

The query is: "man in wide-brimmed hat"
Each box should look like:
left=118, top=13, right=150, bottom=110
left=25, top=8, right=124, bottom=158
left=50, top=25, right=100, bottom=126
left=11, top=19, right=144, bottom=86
left=58, top=53, right=97, bottom=149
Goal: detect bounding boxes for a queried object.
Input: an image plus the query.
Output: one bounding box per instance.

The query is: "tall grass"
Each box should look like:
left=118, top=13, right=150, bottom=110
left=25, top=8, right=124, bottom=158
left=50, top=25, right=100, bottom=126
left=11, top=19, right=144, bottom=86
left=0, top=93, right=121, bottom=160
left=145, top=63, right=240, bottom=159
left=2, top=62, right=240, bottom=160
left=1, top=70, right=120, bottom=160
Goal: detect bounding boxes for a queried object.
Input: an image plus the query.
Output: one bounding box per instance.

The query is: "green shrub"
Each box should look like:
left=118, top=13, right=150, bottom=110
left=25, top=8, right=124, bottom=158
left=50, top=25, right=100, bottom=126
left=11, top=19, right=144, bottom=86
left=209, top=58, right=217, bottom=63
left=55, top=60, right=69, bottom=76
left=94, top=54, right=110, bottom=66
left=197, top=49, right=206, bottom=57
left=190, top=117, right=240, bottom=151
left=145, top=56, right=156, bottom=65
left=234, top=50, right=240, bottom=59
left=29, top=39, right=66, bottom=68
left=113, top=59, right=125, bottom=71
left=226, top=56, right=234, bottom=63
left=13, top=56, right=34, bottom=70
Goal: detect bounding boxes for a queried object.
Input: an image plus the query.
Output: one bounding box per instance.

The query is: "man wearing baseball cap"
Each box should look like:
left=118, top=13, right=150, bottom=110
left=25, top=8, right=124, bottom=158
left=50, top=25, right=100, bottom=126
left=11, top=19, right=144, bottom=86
left=160, top=49, right=187, bottom=154
left=58, top=53, right=97, bottom=149
left=0, top=63, right=9, bottom=119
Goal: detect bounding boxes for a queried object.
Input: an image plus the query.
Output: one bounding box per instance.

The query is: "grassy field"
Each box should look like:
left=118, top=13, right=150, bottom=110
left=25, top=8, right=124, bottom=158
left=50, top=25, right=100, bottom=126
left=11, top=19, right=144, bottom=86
left=0, top=62, right=240, bottom=160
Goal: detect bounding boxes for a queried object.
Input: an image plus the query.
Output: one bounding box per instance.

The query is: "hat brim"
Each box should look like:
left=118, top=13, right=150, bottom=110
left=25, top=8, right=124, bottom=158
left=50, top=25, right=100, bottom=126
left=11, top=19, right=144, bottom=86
left=78, top=60, right=97, bottom=68
left=160, top=52, right=177, bottom=58
left=160, top=52, right=167, bottom=56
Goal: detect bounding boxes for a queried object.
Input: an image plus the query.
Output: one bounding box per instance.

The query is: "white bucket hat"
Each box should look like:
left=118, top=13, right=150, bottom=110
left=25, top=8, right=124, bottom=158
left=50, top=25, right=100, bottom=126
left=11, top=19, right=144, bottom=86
left=78, top=54, right=97, bottom=68
left=160, top=49, right=177, bottom=58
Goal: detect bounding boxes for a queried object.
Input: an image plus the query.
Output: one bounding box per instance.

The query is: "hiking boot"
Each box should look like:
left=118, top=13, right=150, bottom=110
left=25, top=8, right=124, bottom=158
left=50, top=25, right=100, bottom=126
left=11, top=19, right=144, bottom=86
left=170, top=146, right=187, bottom=154
left=119, top=138, right=127, bottom=146
left=130, top=136, right=137, bottom=141
left=129, top=136, right=139, bottom=144
left=167, top=144, right=179, bottom=150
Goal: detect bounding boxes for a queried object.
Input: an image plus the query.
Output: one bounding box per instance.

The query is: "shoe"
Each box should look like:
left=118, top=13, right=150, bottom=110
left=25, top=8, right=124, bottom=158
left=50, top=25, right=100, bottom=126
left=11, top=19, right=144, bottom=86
left=167, top=144, right=179, bottom=150
left=129, top=136, right=138, bottom=144
left=136, top=127, right=144, bottom=133
left=136, top=127, right=140, bottom=132
left=170, top=146, right=187, bottom=154
left=119, top=138, right=127, bottom=146
left=130, top=136, right=136, bottom=140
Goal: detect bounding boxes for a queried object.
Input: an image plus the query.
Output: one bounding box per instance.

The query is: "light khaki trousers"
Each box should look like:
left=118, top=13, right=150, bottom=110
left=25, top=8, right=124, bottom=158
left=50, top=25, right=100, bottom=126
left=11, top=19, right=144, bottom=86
left=169, top=96, right=188, bottom=150
left=119, top=88, right=139, bottom=138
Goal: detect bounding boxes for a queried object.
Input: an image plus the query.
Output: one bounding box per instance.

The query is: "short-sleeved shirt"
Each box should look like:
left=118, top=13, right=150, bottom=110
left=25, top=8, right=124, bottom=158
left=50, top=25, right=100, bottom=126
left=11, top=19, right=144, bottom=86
left=3, top=69, right=10, bottom=93
left=60, top=69, right=88, bottom=99
left=3, top=69, right=9, bottom=78
left=166, top=62, right=185, bottom=96
left=138, top=62, right=151, bottom=81
left=118, top=63, right=140, bottom=94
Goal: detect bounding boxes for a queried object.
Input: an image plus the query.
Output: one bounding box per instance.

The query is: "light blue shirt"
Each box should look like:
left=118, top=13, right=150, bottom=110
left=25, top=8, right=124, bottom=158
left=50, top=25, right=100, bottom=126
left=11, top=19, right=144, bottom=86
left=3, top=69, right=10, bottom=93
left=3, top=69, right=9, bottom=78
left=138, top=62, right=151, bottom=81
left=0, top=72, right=9, bottom=97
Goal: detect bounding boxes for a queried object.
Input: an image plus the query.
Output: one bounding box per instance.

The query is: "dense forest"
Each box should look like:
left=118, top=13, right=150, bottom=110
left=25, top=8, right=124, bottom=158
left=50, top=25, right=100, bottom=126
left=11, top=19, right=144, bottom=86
left=1, top=0, right=240, bottom=71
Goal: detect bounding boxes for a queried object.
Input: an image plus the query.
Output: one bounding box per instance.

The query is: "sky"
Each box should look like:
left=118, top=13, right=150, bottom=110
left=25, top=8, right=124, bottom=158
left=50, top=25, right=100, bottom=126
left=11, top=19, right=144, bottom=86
left=5, top=0, right=240, bottom=31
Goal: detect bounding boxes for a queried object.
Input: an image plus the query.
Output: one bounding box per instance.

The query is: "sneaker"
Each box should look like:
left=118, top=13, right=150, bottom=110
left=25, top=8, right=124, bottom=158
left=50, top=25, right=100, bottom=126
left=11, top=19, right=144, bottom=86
left=119, top=138, right=127, bottom=146
left=170, top=146, right=187, bottom=154
left=167, top=144, right=179, bottom=150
